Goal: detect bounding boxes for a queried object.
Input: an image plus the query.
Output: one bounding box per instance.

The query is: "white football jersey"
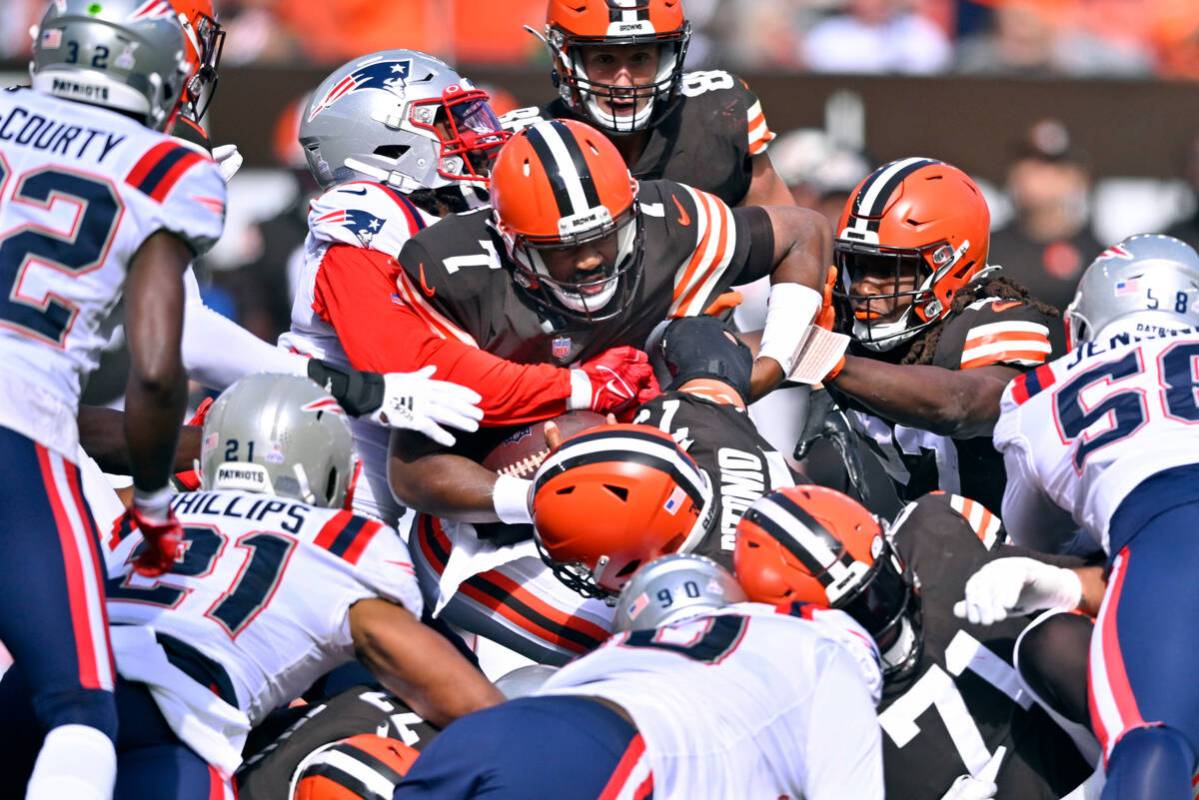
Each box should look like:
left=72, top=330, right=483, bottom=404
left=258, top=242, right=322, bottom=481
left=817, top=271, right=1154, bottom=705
left=104, top=489, right=421, bottom=773
left=539, top=602, right=885, bottom=800
left=994, top=326, right=1199, bottom=552
left=0, top=88, right=225, bottom=458
left=279, top=181, right=436, bottom=523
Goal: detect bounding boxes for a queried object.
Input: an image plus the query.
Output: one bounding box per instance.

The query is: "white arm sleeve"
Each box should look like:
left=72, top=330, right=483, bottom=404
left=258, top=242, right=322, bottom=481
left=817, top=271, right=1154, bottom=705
left=1000, top=444, right=1078, bottom=554
left=802, top=644, right=886, bottom=800
left=182, top=268, right=309, bottom=389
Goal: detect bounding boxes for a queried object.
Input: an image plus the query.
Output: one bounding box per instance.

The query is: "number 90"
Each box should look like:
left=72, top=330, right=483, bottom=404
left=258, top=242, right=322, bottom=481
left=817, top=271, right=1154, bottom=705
left=656, top=580, right=702, bottom=609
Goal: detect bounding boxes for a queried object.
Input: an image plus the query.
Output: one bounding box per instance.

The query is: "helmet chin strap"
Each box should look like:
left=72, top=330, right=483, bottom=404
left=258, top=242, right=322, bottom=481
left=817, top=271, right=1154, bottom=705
left=880, top=615, right=918, bottom=671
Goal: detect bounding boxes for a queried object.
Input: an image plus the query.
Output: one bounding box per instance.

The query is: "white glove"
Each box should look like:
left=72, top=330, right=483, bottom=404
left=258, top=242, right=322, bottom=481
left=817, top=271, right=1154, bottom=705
left=369, top=365, right=483, bottom=447
left=939, top=746, right=1005, bottom=800
left=212, top=144, right=243, bottom=183
left=939, top=774, right=998, bottom=800
left=954, top=557, right=1083, bottom=626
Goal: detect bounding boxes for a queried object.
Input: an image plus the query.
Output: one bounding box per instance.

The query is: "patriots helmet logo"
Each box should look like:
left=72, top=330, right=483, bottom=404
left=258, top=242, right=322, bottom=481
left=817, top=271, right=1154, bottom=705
left=308, top=58, right=414, bottom=121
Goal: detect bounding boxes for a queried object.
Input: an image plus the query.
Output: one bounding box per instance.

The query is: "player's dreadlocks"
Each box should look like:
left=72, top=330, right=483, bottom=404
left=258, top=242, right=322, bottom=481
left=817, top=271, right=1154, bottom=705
left=901, top=271, right=1060, bottom=366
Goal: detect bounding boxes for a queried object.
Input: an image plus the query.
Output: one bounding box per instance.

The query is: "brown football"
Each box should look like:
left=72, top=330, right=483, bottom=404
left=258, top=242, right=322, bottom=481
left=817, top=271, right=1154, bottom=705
left=481, top=410, right=608, bottom=479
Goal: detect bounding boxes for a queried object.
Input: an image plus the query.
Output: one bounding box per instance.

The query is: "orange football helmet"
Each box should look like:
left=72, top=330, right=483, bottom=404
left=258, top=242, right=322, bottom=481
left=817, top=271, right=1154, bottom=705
left=834, top=158, right=991, bottom=351
left=734, top=485, right=922, bottom=677
left=540, top=0, right=691, bottom=134
left=292, top=734, right=419, bottom=800
left=171, top=0, right=225, bottom=119
left=490, top=118, right=642, bottom=321
left=531, top=423, right=714, bottom=598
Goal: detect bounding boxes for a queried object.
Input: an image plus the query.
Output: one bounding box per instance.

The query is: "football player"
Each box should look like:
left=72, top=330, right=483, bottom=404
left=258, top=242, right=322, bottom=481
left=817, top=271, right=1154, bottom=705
left=501, top=0, right=791, bottom=208
left=734, top=486, right=1093, bottom=799
left=817, top=158, right=1066, bottom=515
left=0, top=374, right=502, bottom=799
left=0, top=3, right=221, bottom=796
left=393, top=554, right=885, bottom=799
left=987, top=234, right=1199, bottom=800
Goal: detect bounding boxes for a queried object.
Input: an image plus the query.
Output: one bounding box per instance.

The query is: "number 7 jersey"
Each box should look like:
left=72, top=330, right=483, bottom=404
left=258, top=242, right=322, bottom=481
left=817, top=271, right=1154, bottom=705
left=994, top=327, right=1199, bottom=552
left=0, top=88, right=225, bottom=458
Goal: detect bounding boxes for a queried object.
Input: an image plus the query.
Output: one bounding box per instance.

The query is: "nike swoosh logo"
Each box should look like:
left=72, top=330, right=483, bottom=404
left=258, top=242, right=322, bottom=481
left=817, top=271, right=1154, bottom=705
left=339, top=187, right=369, bottom=196
left=418, top=263, right=436, bottom=298
left=672, top=194, right=691, bottom=226
left=991, top=300, right=1022, bottom=312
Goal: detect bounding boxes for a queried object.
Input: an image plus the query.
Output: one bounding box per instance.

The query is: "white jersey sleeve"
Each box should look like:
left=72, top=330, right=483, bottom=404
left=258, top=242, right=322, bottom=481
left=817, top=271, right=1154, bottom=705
left=181, top=267, right=309, bottom=389
left=133, top=140, right=226, bottom=256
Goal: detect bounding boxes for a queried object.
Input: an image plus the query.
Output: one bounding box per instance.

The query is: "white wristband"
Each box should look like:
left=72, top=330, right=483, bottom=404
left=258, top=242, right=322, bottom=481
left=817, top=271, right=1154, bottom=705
left=567, top=369, right=592, bottom=411
left=758, top=283, right=823, bottom=377
left=132, top=486, right=173, bottom=523
left=492, top=474, right=534, bottom=526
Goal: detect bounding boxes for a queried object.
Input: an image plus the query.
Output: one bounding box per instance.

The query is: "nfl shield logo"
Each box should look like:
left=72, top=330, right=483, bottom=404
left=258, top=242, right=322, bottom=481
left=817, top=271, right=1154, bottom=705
left=551, top=336, right=572, bottom=361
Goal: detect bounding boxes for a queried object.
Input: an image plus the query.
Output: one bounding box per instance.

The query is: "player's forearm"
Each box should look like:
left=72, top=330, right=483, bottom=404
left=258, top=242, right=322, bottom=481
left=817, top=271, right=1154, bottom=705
left=388, top=433, right=502, bottom=522
left=830, top=357, right=1011, bottom=437
left=421, top=342, right=573, bottom=427
left=79, top=405, right=200, bottom=474
left=183, top=298, right=308, bottom=389
left=125, top=234, right=189, bottom=491
left=350, top=599, right=504, bottom=728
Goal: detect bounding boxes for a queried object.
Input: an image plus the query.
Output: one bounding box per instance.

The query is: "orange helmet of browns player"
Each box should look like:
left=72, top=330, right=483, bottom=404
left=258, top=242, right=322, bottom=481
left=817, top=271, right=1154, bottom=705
left=170, top=0, right=225, bottom=119
left=538, top=0, right=691, bottom=134
left=531, top=423, right=714, bottom=598
left=833, top=158, right=991, bottom=351
left=490, top=118, right=642, bottom=321
left=292, top=734, right=419, bottom=799
left=734, top=485, right=923, bottom=677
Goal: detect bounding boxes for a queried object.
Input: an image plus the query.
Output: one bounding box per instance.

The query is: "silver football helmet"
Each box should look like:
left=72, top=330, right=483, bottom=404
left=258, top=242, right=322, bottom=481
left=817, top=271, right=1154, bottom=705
left=30, top=0, right=189, bottom=131
left=199, top=374, right=356, bottom=509
left=613, top=554, right=747, bottom=633
left=1067, top=234, right=1199, bottom=344
left=300, top=49, right=508, bottom=193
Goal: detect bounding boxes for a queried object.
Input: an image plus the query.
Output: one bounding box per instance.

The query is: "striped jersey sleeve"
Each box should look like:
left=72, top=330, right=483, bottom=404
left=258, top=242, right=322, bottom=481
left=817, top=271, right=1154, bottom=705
left=308, top=508, right=423, bottom=618
left=125, top=139, right=226, bottom=256
left=663, top=183, right=748, bottom=318
left=742, top=81, right=776, bottom=157
left=933, top=298, right=1066, bottom=372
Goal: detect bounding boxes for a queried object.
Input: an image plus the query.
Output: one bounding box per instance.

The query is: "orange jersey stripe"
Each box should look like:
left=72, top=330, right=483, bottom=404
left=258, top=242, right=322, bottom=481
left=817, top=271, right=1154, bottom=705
left=961, top=349, right=1053, bottom=370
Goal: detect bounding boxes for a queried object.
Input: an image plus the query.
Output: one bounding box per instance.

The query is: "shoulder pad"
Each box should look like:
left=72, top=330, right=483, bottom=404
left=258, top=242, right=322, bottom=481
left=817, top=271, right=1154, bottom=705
left=891, top=492, right=1000, bottom=552
left=677, top=71, right=774, bottom=156
left=935, top=301, right=1058, bottom=371
left=498, top=104, right=551, bottom=133
left=308, top=182, right=429, bottom=256
left=126, top=140, right=225, bottom=256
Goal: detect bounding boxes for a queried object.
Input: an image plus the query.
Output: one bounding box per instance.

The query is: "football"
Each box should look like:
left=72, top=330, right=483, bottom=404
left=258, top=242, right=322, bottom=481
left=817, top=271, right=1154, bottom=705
left=481, top=410, right=608, bottom=479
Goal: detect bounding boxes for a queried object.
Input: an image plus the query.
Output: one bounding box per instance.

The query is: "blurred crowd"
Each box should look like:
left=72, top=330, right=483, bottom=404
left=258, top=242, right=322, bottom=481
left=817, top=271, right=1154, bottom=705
left=4, top=0, right=1199, bottom=78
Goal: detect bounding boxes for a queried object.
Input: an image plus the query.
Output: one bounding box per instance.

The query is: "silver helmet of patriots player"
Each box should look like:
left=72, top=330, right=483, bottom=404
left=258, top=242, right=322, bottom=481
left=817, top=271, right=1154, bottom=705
left=612, top=554, right=746, bottom=633
left=30, top=0, right=190, bottom=131
left=199, top=374, right=356, bottom=509
left=1067, top=235, right=1199, bottom=345
left=299, top=49, right=508, bottom=194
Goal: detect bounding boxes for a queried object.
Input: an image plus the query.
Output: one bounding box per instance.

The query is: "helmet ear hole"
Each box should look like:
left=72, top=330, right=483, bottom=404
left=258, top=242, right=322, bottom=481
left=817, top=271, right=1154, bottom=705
left=373, top=144, right=409, bottom=160
left=603, top=484, right=629, bottom=501
left=324, top=466, right=337, bottom=505
left=554, top=486, right=575, bottom=496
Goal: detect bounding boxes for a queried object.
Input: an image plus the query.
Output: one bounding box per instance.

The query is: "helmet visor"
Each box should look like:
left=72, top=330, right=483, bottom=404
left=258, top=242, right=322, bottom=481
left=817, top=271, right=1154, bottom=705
left=412, top=87, right=509, bottom=184
left=835, top=541, right=912, bottom=641
left=834, top=239, right=950, bottom=346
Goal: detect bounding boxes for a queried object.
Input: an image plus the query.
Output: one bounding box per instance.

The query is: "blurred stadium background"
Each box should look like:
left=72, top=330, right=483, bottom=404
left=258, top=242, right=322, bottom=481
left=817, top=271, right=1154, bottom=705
left=4, top=0, right=1199, bottom=405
